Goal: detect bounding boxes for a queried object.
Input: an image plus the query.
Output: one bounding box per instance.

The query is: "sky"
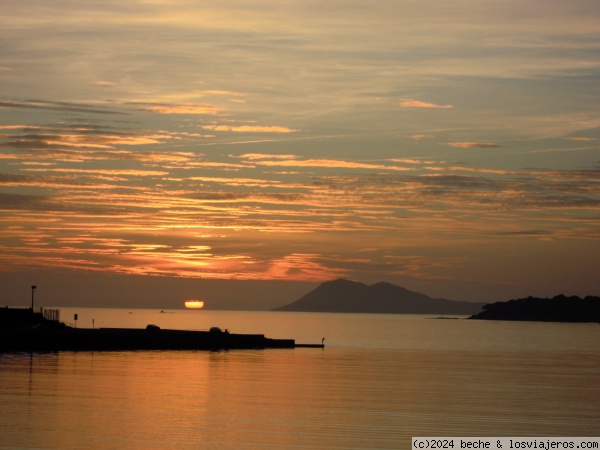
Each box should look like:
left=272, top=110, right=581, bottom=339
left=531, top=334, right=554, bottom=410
left=1, top=0, right=599, bottom=309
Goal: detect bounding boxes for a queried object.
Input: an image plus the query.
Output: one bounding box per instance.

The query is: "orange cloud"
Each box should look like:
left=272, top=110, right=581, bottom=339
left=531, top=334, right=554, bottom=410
left=3, top=131, right=166, bottom=150
left=397, top=99, right=454, bottom=109
left=173, top=161, right=247, bottom=170
left=425, top=166, right=516, bottom=175
left=409, top=134, right=435, bottom=140
left=136, top=103, right=222, bottom=115
left=563, top=137, right=597, bottom=142
left=0, top=125, right=51, bottom=130
left=200, top=90, right=245, bottom=97
left=448, top=142, right=502, bottom=148
left=21, top=168, right=168, bottom=177
left=389, top=158, right=428, bottom=164
left=264, top=253, right=349, bottom=281
left=202, top=125, right=296, bottom=133
left=251, top=157, right=412, bottom=171
left=238, top=153, right=299, bottom=160
left=54, top=134, right=164, bottom=147
left=187, top=176, right=282, bottom=187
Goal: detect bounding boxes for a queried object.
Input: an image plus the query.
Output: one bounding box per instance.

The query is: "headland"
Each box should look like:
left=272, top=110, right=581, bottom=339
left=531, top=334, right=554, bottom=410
left=469, top=294, right=600, bottom=323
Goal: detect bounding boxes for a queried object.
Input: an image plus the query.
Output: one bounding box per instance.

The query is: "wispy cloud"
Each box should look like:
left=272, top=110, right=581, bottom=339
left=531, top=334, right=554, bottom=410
left=200, top=90, right=246, bottom=98
left=0, top=100, right=125, bottom=115
left=238, top=153, right=300, bottom=160
left=397, top=99, right=454, bottom=109
left=0, top=125, right=52, bottom=131
left=448, top=142, right=503, bottom=148
left=21, top=168, right=169, bottom=177
left=409, top=134, right=435, bottom=140
left=241, top=156, right=412, bottom=171
left=3, top=133, right=163, bottom=149
left=203, top=125, right=296, bottom=133
left=0, top=122, right=211, bottom=163
left=563, top=136, right=598, bottom=142
left=132, top=102, right=222, bottom=115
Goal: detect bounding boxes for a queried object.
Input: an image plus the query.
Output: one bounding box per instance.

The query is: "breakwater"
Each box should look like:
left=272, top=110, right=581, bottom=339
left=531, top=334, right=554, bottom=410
left=0, top=307, right=324, bottom=352
left=1, top=326, right=298, bottom=352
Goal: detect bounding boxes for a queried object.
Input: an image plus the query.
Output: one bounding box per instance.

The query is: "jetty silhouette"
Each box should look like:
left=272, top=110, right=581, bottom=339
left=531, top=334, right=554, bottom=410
left=0, top=307, right=324, bottom=352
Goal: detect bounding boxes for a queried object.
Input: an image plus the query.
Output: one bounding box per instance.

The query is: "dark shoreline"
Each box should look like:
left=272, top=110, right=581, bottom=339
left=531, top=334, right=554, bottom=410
left=0, top=326, right=304, bottom=352
left=0, top=307, right=324, bottom=352
left=468, top=294, right=600, bottom=323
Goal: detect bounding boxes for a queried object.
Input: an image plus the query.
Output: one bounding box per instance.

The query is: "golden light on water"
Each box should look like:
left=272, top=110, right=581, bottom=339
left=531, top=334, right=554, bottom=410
left=184, top=300, right=205, bottom=309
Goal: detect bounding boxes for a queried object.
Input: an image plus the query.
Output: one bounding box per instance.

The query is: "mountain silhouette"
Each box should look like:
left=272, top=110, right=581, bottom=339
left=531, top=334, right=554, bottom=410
left=272, top=279, right=484, bottom=314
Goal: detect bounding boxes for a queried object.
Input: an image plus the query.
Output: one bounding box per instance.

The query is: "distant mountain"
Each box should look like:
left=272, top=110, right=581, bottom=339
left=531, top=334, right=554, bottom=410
left=469, top=294, right=600, bottom=322
left=272, top=279, right=484, bottom=315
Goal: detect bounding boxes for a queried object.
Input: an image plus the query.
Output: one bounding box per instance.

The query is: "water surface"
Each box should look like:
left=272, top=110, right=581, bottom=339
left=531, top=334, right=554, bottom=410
left=1, top=310, right=599, bottom=448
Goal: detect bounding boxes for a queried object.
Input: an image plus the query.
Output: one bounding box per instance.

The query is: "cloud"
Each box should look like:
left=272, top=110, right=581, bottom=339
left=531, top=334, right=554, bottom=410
left=409, top=134, right=435, bottom=140
left=426, top=166, right=515, bottom=175
left=0, top=122, right=214, bottom=161
left=389, top=158, right=430, bottom=165
left=200, top=90, right=245, bottom=97
left=187, top=176, right=283, bottom=188
left=0, top=125, right=52, bottom=131
left=0, top=192, right=48, bottom=210
left=133, top=102, right=222, bottom=115
left=1, top=131, right=164, bottom=151
left=238, top=153, right=300, bottom=160
left=21, top=168, right=168, bottom=177
left=448, top=142, right=503, bottom=148
left=202, top=125, right=296, bottom=133
left=485, top=230, right=551, bottom=237
left=1, top=155, right=598, bottom=283
left=263, top=253, right=349, bottom=281
left=563, top=137, right=598, bottom=142
left=0, top=100, right=125, bottom=115
left=249, top=157, right=412, bottom=171
left=172, top=161, right=247, bottom=170
left=397, top=99, right=454, bottom=109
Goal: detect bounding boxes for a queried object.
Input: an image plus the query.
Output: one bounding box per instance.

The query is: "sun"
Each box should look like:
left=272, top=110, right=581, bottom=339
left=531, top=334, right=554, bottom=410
left=184, top=300, right=205, bottom=309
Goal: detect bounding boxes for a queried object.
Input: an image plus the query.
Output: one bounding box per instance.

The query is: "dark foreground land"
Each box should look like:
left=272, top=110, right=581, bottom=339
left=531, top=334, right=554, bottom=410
left=469, top=295, right=600, bottom=323
left=1, top=327, right=299, bottom=352
left=0, top=308, right=322, bottom=352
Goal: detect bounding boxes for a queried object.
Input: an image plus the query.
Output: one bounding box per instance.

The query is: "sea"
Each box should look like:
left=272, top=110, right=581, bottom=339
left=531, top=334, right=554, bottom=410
left=1, top=309, right=599, bottom=449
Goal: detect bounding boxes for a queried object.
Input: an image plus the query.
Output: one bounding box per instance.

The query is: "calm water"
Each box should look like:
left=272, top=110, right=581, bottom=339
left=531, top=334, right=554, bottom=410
left=1, top=310, right=599, bottom=449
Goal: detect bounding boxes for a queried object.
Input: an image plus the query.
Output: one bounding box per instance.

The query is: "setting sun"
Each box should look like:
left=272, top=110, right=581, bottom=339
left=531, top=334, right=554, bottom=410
left=184, top=300, right=205, bottom=309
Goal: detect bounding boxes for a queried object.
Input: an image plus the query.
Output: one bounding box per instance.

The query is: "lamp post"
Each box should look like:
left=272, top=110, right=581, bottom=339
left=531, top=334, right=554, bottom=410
left=31, top=285, right=36, bottom=311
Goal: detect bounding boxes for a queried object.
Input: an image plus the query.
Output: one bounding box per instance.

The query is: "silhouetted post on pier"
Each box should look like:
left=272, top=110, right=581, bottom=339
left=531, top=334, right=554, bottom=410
left=31, top=285, right=36, bottom=311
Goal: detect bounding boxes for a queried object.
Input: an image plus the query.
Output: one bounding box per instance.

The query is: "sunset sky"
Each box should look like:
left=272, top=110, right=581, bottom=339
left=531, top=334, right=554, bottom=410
left=1, top=0, right=599, bottom=309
